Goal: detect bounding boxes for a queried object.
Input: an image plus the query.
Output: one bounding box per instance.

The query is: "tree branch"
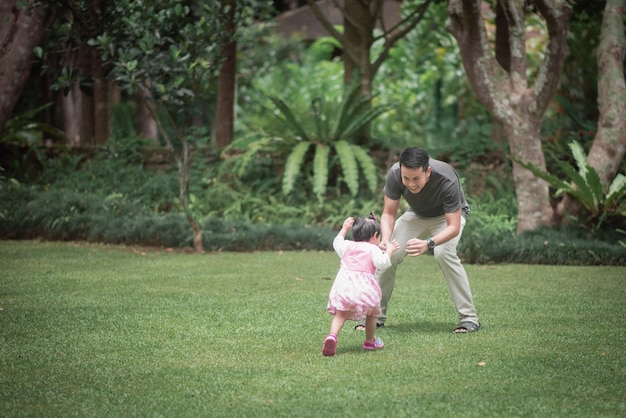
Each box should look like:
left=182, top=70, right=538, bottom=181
left=305, top=0, right=346, bottom=44
left=499, top=0, right=528, bottom=88
left=532, top=0, right=573, bottom=115
left=372, top=0, right=433, bottom=73
left=446, top=0, right=506, bottom=119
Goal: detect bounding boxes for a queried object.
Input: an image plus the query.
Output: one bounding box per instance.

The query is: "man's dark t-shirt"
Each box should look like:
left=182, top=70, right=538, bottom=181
left=383, top=159, right=470, bottom=218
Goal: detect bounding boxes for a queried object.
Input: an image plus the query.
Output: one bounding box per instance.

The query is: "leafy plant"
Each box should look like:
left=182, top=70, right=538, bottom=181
left=229, top=76, right=392, bottom=202
left=0, top=104, right=66, bottom=146
left=511, top=140, right=626, bottom=229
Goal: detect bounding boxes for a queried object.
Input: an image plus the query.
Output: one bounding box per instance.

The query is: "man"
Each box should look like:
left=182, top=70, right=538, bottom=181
left=356, top=147, right=480, bottom=333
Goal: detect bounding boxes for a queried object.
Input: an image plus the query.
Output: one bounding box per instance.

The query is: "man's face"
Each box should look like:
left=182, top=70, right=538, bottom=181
left=400, top=165, right=431, bottom=194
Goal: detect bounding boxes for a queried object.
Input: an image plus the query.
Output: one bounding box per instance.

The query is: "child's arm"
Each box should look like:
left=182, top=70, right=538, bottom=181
left=338, top=217, right=354, bottom=238
left=333, top=217, right=354, bottom=256
left=372, top=240, right=399, bottom=271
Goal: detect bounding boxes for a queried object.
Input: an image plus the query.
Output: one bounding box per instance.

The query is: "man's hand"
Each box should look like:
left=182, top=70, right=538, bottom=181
left=406, top=238, right=428, bottom=256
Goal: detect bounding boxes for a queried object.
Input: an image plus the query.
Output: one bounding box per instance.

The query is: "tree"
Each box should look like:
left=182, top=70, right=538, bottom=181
left=88, top=1, right=226, bottom=252
left=557, top=0, right=626, bottom=219
left=42, top=0, right=116, bottom=146
left=306, top=0, right=433, bottom=97
left=0, top=1, right=51, bottom=133
left=446, top=0, right=572, bottom=233
left=215, top=0, right=237, bottom=148
left=90, top=0, right=271, bottom=252
left=587, top=0, right=626, bottom=183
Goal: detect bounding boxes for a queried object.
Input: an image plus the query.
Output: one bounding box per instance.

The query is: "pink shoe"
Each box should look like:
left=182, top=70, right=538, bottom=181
left=363, top=337, right=384, bottom=351
left=322, top=334, right=337, bottom=356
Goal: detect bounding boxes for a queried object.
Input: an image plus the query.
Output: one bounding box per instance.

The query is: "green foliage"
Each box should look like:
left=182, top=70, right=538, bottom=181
left=36, top=140, right=178, bottom=212
left=374, top=2, right=490, bottom=154
left=0, top=104, right=66, bottom=146
left=0, top=181, right=336, bottom=250
left=230, top=76, right=391, bottom=201
left=460, top=193, right=518, bottom=264
left=511, top=140, right=626, bottom=229
left=480, top=225, right=626, bottom=266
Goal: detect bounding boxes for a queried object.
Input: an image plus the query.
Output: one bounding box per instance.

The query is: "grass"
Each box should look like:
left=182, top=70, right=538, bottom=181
left=0, top=240, right=624, bottom=417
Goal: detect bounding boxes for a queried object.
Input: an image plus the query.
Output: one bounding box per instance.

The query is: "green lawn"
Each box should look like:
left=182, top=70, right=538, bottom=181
left=1, top=240, right=624, bottom=417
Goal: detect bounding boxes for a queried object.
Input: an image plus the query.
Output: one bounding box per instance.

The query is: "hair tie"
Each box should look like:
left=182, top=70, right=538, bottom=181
left=369, top=212, right=377, bottom=221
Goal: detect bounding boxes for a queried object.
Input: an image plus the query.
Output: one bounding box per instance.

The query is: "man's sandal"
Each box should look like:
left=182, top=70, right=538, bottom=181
left=453, top=321, right=481, bottom=334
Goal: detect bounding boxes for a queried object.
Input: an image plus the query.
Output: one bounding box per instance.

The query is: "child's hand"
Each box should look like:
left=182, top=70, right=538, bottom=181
left=342, top=217, right=354, bottom=231
left=386, top=239, right=400, bottom=255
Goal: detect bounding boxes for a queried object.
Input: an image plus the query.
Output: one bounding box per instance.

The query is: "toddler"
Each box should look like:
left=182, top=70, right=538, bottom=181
left=323, top=214, right=399, bottom=356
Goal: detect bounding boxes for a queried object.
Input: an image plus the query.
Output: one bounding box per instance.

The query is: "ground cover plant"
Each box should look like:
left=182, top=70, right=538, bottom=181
left=1, top=240, right=624, bottom=417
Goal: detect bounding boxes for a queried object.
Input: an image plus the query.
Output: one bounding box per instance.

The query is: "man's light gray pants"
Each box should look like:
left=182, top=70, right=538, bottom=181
left=375, top=210, right=479, bottom=326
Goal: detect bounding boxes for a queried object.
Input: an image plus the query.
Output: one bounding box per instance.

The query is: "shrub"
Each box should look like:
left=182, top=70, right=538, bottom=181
left=485, top=226, right=626, bottom=266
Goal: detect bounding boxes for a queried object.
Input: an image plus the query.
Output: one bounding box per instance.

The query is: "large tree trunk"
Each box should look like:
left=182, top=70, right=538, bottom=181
left=557, top=0, right=626, bottom=218
left=343, top=0, right=374, bottom=97
left=447, top=0, right=572, bottom=233
left=0, top=1, right=49, bottom=132
left=505, top=113, right=554, bottom=232
left=586, top=0, right=626, bottom=183
left=215, top=0, right=236, bottom=148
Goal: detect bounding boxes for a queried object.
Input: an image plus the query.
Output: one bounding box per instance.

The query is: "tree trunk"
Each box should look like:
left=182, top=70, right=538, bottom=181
left=0, top=1, right=49, bottom=132
left=61, top=84, right=82, bottom=147
left=587, top=0, right=626, bottom=183
left=447, top=0, right=572, bottom=233
left=557, top=0, right=626, bottom=218
left=490, top=0, right=509, bottom=146
left=137, top=86, right=158, bottom=143
left=177, top=139, right=204, bottom=253
left=505, top=113, right=555, bottom=232
left=343, top=0, right=374, bottom=97
left=215, top=0, right=237, bottom=148
left=305, top=0, right=431, bottom=99
left=92, top=48, right=111, bottom=145
left=148, top=102, right=204, bottom=253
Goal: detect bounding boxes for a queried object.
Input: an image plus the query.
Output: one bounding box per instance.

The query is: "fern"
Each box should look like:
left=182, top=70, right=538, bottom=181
left=228, top=137, right=274, bottom=177
left=269, top=96, right=310, bottom=141
left=335, top=140, right=359, bottom=196
left=238, top=73, right=392, bottom=200
left=282, top=141, right=310, bottom=195
left=312, top=144, right=330, bottom=201
left=351, top=144, right=378, bottom=194
left=331, top=77, right=363, bottom=138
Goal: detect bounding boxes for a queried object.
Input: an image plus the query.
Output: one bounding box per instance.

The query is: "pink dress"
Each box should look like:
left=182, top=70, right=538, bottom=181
left=327, top=235, right=393, bottom=321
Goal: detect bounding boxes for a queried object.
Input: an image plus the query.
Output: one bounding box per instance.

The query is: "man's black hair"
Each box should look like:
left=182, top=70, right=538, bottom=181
left=399, top=147, right=429, bottom=171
